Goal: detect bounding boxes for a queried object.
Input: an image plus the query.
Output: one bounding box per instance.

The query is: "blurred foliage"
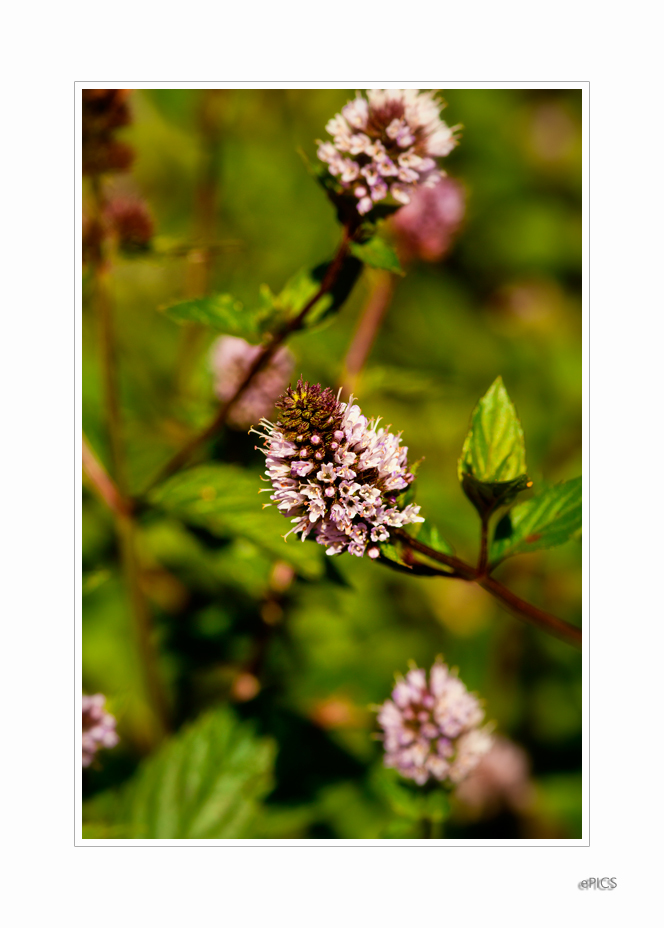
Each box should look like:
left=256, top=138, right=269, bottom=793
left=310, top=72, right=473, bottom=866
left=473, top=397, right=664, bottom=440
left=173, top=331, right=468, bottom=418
left=82, top=88, right=582, bottom=839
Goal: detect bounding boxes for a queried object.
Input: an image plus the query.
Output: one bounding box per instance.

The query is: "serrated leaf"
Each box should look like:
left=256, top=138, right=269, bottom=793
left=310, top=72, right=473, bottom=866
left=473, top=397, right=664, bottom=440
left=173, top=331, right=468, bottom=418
left=459, top=377, right=526, bottom=483
left=349, top=237, right=404, bottom=275
left=148, top=464, right=324, bottom=580
left=458, top=377, right=528, bottom=516
left=490, top=477, right=582, bottom=565
left=161, top=293, right=275, bottom=342
left=84, top=707, right=275, bottom=839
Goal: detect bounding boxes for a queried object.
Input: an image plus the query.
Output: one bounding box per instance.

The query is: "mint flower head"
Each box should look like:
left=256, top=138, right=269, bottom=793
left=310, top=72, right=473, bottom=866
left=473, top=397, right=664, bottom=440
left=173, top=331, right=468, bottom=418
left=82, top=694, right=119, bottom=768
left=376, top=660, right=492, bottom=786
left=252, top=379, right=423, bottom=558
left=317, top=89, right=459, bottom=216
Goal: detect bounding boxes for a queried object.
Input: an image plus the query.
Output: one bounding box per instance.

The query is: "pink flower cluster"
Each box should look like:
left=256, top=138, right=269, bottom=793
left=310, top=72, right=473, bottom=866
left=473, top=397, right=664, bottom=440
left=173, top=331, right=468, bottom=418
left=254, top=387, right=424, bottom=558
left=377, top=660, right=492, bottom=786
left=82, top=694, right=119, bottom=768
left=210, top=336, right=294, bottom=430
left=317, top=90, right=459, bottom=216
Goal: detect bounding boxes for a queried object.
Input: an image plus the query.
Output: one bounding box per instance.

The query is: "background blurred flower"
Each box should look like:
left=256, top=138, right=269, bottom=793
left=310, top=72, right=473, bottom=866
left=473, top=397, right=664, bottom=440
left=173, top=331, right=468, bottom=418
left=455, top=736, right=535, bottom=817
left=391, top=176, right=465, bottom=263
left=105, top=195, right=154, bottom=252
left=82, top=694, right=119, bottom=768
left=376, top=659, right=492, bottom=786
left=210, top=336, right=294, bottom=430
left=317, top=89, right=459, bottom=215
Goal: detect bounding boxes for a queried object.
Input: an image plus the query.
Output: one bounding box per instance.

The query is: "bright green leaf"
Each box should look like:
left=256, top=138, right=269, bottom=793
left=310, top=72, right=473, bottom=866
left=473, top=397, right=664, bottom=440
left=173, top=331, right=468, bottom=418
left=458, top=377, right=528, bottom=516
left=490, top=477, right=582, bottom=565
left=84, top=707, right=275, bottom=839
left=349, top=237, right=404, bottom=275
left=149, top=463, right=324, bottom=580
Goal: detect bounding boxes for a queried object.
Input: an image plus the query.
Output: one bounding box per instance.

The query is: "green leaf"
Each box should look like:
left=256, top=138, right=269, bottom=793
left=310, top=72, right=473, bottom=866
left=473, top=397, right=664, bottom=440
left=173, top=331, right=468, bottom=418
left=417, top=523, right=455, bottom=557
left=148, top=463, right=324, bottom=580
left=84, top=707, right=275, bottom=839
left=371, top=765, right=450, bottom=823
left=273, top=257, right=363, bottom=330
left=161, top=293, right=275, bottom=342
left=490, top=477, right=582, bottom=565
left=458, top=377, right=529, bottom=516
left=349, top=237, right=404, bottom=275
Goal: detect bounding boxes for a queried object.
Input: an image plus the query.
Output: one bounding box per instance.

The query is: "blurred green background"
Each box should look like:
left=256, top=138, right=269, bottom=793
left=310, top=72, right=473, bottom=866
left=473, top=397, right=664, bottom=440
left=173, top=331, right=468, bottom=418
left=82, top=88, right=582, bottom=839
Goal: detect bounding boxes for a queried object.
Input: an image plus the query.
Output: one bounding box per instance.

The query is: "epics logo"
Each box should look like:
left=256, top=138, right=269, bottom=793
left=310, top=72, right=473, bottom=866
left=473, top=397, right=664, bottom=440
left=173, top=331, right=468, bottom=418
left=578, top=878, right=617, bottom=890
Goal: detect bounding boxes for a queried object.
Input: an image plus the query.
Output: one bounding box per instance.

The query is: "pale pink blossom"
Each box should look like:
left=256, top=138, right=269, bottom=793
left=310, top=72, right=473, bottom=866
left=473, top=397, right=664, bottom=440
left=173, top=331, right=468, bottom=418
left=82, top=694, right=119, bottom=767
left=376, top=660, right=492, bottom=786
left=317, top=90, right=460, bottom=216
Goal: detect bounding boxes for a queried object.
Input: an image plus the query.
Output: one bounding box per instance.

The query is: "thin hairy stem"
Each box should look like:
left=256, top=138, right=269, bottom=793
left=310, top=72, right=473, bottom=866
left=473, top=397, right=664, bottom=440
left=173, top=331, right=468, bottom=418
left=143, top=225, right=354, bottom=493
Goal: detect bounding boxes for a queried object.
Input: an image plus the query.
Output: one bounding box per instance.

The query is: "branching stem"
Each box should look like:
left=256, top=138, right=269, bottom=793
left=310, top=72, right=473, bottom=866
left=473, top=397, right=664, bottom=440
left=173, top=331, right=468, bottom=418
left=392, top=528, right=581, bottom=649
left=143, top=224, right=354, bottom=493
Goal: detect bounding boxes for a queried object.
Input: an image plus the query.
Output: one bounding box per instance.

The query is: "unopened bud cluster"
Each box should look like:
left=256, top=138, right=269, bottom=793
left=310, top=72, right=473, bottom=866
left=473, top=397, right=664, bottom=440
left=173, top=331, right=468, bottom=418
left=377, top=660, right=492, bottom=786
left=317, top=90, right=459, bottom=216
left=254, top=380, right=423, bottom=558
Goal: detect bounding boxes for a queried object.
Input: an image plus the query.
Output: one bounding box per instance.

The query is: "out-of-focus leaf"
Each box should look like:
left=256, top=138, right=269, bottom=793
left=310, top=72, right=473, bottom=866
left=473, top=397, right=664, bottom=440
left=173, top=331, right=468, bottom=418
left=272, top=256, right=363, bottom=330
left=161, top=293, right=275, bottom=342
left=82, top=569, right=111, bottom=595
left=143, top=518, right=274, bottom=599
left=417, top=523, right=455, bottom=556
left=84, top=707, right=275, bottom=839
left=349, top=237, right=403, bottom=275
left=149, top=463, right=324, bottom=580
left=490, top=477, right=581, bottom=564
left=458, top=377, right=529, bottom=516
left=371, top=765, right=450, bottom=823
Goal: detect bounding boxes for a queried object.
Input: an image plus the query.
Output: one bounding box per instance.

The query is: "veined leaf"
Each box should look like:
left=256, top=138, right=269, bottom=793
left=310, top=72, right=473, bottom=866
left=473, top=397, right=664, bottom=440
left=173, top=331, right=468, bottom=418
left=490, top=477, right=582, bottom=564
left=458, top=377, right=529, bottom=516
left=84, top=707, right=275, bottom=839
left=149, top=463, right=324, bottom=580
